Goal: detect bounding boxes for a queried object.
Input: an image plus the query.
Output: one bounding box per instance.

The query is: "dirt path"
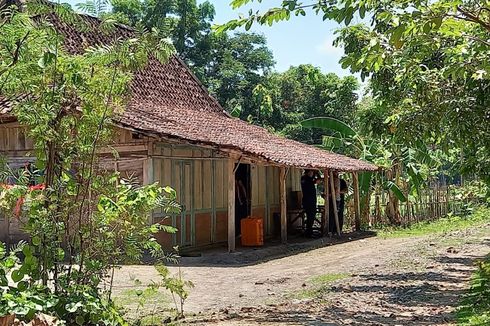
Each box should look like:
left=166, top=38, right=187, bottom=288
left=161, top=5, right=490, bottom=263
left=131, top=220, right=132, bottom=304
left=113, top=224, right=490, bottom=325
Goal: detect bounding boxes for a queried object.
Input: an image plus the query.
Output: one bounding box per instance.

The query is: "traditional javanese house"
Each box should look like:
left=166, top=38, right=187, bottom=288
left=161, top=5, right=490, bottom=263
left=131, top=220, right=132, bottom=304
left=0, top=8, right=377, bottom=251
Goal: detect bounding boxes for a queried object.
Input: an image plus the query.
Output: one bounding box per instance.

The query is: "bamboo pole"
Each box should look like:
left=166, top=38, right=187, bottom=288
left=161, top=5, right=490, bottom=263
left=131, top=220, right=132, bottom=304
left=329, top=171, right=341, bottom=236
left=280, top=167, right=287, bottom=244
left=352, top=172, right=361, bottom=232
left=446, top=186, right=450, bottom=216
left=322, top=169, right=329, bottom=236
left=227, top=159, right=236, bottom=252
left=375, top=188, right=381, bottom=225
left=436, top=184, right=440, bottom=218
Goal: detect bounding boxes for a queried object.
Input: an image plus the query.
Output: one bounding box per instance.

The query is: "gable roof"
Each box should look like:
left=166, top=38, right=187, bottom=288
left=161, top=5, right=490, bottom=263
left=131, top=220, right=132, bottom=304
left=0, top=6, right=377, bottom=172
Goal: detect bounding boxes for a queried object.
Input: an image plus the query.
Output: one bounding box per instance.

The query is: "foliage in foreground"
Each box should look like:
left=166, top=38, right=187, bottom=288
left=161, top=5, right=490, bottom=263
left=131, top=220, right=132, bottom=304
left=457, top=255, right=490, bottom=325
left=378, top=207, right=490, bottom=238
left=0, top=2, right=180, bottom=324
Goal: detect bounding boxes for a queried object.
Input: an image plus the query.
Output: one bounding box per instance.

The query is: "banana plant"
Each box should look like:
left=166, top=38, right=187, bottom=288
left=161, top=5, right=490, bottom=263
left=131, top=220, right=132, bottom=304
left=301, top=117, right=439, bottom=225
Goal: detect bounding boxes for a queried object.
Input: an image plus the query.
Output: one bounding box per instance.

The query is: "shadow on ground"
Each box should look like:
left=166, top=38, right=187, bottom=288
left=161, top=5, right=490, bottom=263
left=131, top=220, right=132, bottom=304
left=216, top=251, right=487, bottom=325
left=175, top=230, right=377, bottom=267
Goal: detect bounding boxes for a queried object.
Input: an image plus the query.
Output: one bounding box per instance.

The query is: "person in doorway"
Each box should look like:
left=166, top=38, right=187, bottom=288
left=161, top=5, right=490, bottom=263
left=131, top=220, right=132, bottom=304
left=301, top=169, right=319, bottom=237
left=235, top=177, right=248, bottom=236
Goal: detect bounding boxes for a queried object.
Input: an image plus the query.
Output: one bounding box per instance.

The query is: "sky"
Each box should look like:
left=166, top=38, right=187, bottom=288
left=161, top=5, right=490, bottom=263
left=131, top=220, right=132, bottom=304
left=65, top=0, right=358, bottom=78
left=204, top=0, right=353, bottom=77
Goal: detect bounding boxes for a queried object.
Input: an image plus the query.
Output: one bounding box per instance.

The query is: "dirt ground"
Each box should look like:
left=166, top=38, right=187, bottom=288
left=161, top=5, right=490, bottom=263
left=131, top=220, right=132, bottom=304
left=112, top=223, right=490, bottom=325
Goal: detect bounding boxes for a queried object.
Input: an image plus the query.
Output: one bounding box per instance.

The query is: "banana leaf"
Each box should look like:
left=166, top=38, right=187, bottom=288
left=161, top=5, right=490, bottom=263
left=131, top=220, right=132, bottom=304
left=301, top=117, right=357, bottom=138
left=386, top=181, right=407, bottom=202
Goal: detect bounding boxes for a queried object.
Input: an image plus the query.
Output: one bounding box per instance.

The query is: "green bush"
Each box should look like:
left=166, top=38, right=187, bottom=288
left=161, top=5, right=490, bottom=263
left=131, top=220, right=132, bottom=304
left=457, top=255, right=490, bottom=325
left=0, top=3, right=178, bottom=324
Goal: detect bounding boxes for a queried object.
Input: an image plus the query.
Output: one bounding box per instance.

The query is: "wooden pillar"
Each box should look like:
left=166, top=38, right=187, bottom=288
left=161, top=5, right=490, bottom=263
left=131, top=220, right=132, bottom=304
left=143, top=158, right=153, bottom=185
left=143, top=141, right=154, bottom=185
left=322, top=169, right=329, bottom=236
left=143, top=147, right=154, bottom=224
left=228, top=159, right=236, bottom=252
left=352, top=172, right=361, bottom=232
left=280, top=167, right=287, bottom=244
left=329, top=170, right=341, bottom=236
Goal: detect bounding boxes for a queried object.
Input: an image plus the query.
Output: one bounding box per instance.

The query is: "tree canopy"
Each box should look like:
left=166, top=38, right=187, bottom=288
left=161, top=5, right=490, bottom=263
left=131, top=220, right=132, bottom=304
left=219, top=0, right=490, bottom=183
left=261, top=65, right=359, bottom=143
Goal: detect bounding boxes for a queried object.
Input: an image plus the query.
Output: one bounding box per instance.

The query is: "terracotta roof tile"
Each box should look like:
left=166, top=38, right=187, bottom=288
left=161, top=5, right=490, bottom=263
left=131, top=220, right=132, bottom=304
left=0, top=8, right=377, bottom=172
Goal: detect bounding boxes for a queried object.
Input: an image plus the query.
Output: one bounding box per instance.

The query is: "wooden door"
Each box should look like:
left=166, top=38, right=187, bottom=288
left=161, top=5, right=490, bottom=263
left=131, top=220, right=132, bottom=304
left=172, top=160, right=195, bottom=248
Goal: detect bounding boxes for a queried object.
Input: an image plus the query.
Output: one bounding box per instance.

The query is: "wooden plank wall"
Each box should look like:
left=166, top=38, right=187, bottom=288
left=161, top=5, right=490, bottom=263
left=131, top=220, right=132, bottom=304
left=0, top=123, right=35, bottom=244
left=0, top=122, right=294, bottom=249
left=250, top=165, right=282, bottom=236
left=151, top=143, right=229, bottom=249
left=0, top=124, right=151, bottom=244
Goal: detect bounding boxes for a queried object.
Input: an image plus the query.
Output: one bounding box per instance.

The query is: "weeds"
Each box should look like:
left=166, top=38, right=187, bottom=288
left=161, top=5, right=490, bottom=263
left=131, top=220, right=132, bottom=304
left=378, top=207, right=490, bottom=238
left=457, top=255, right=490, bottom=325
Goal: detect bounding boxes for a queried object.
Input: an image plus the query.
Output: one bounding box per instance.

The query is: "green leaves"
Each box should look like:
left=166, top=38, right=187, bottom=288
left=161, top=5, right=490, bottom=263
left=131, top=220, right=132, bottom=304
left=0, top=4, right=180, bottom=325
left=37, top=50, right=56, bottom=69
left=301, top=117, right=357, bottom=138
left=11, top=269, right=24, bottom=283
left=252, top=84, right=273, bottom=119
left=386, top=181, right=408, bottom=202
left=390, top=24, right=405, bottom=49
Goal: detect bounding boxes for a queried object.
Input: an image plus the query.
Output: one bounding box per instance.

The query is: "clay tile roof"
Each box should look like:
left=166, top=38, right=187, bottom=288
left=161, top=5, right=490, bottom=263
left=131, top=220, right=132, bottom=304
left=0, top=7, right=377, bottom=172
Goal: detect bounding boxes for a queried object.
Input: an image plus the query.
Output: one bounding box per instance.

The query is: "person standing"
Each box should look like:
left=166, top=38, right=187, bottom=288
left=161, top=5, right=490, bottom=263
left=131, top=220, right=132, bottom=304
left=301, top=169, right=318, bottom=237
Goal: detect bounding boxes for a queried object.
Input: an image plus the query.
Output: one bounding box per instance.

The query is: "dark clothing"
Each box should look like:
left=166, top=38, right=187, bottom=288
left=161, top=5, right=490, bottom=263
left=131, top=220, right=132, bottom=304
left=301, top=174, right=317, bottom=235
left=301, top=175, right=317, bottom=207
left=339, top=179, right=348, bottom=201
left=304, top=206, right=316, bottom=236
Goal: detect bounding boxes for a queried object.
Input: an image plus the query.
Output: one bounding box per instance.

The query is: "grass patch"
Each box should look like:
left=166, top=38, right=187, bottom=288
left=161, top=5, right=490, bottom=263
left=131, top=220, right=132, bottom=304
left=378, top=207, right=490, bottom=239
left=289, top=273, right=349, bottom=300
left=457, top=255, right=490, bottom=325
left=113, top=288, right=174, bottom=324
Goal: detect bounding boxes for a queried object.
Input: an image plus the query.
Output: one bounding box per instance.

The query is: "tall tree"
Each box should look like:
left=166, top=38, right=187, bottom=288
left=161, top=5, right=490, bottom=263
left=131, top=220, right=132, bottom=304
left=219, top=0, right=490, bottom=184
left=261, top=65, right=359, bottom=143
left=109, top=0, right=215, bottom=64
left=204, top=32, right=275, bottom=118
left=106, top=0, right=275, bottom=119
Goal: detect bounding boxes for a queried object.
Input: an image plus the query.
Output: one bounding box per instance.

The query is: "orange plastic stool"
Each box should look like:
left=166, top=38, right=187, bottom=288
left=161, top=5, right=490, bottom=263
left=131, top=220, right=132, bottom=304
left=241, top=217, right=264, bottom=246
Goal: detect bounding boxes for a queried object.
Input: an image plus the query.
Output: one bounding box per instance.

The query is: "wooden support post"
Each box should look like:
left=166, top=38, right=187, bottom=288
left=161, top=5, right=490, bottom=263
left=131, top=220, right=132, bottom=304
left=228, top=159, right=236, bottom=252
left=322, top=169, right=329, bottom=236
left=143, top=140, right=155, bottom=185
left=329, top=171, right=341, bottom=236
left=352, top=172, right=361, bottom=232
left=143, top=158, right=153, bottom=185
left=143, top=154, right=154, bottom=224
left=280, top=167, right=287, bottom=244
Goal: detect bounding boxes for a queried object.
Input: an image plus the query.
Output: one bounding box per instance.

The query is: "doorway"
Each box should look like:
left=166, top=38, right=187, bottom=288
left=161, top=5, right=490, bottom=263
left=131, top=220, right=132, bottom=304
left=235, top=163, right=251, bottom=236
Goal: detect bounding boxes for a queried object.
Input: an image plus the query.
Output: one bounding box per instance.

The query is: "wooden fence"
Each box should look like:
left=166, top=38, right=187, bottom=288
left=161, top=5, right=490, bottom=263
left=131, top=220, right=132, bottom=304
left=344, top=185, right=474, bottom=228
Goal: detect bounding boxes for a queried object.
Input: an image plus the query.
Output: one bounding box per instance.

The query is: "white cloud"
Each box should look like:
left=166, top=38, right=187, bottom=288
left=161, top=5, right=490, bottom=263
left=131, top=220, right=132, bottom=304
left=316, top=36, right=343, bottom=55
